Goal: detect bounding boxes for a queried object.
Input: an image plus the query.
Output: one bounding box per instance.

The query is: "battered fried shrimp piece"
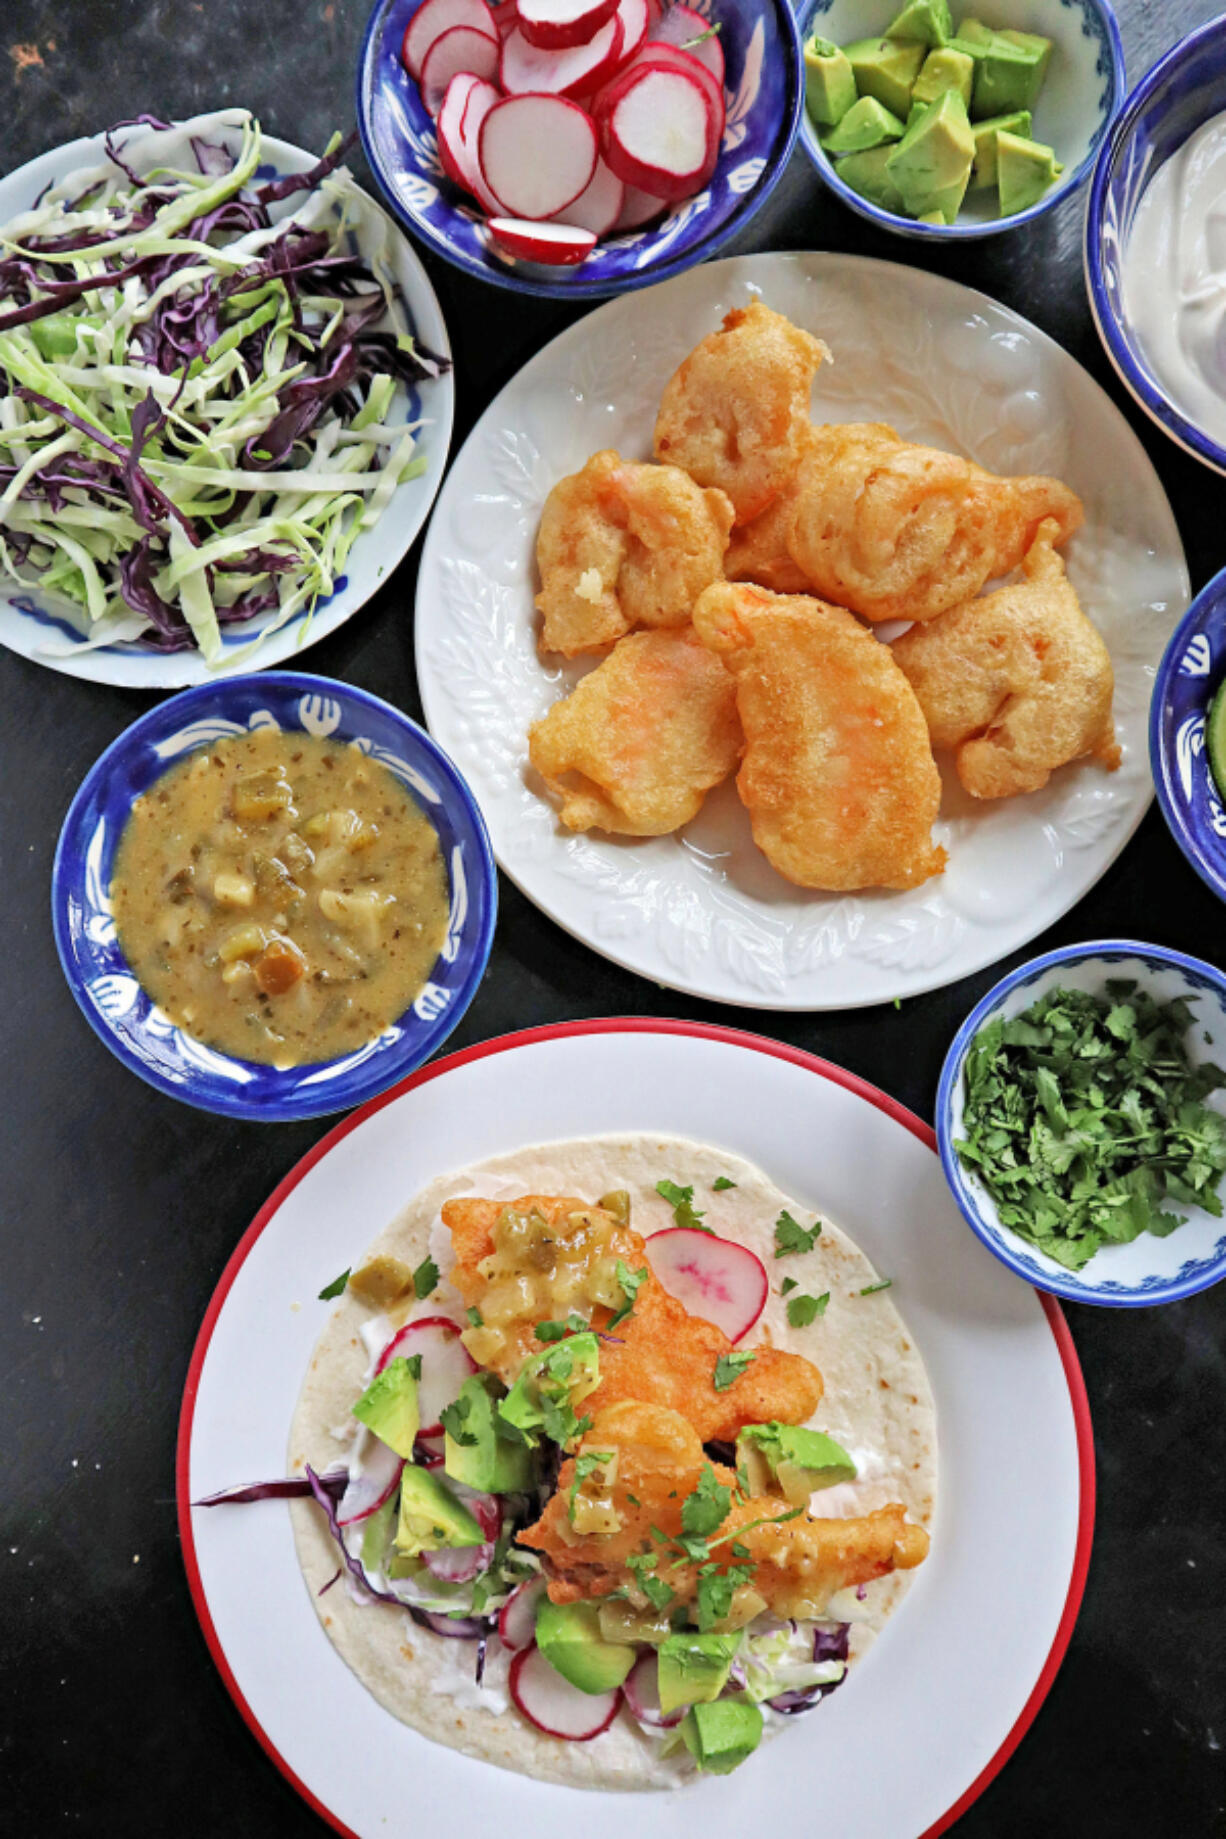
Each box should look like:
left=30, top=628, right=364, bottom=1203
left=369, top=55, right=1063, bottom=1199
left=535, top=450, right=734, bottom=657
left=442, top=1197, right=823, bottom=1443
left=892, top=519, right=1121, bottom=799
left=521, top=1403, right=929, bottom=1618
left=693, top=582, right=946, bottom=892
left=724, top=428, right=817, bottom=594
left=528, top=628, right=742, bottom=836
left=653, top=303, right=830, bottom=522
left=785, top=422, right=1084, bottom=624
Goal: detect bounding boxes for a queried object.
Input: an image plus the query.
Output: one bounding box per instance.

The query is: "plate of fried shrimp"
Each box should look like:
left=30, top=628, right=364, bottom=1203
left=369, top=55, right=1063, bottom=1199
left=415, top=253, right=1188, bottom=1009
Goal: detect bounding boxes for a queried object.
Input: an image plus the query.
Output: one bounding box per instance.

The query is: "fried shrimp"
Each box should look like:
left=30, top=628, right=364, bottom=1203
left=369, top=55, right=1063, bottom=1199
left=521, top=1403, right=929, bottom=1618
left=535, top=450, right=734, bottom=658
left=528, top=627, right=742, bottom=836
left=693, top=582, right=946, bottom=891
left=891, top=518, right=1121, bottom=799
left=785, top=422, right=1085, bottom=624
left=442, top=1196, right=824, bottom=1443
left=724, top=428, right=817, bottom=594
left=653, top=303, right=830, bottom=523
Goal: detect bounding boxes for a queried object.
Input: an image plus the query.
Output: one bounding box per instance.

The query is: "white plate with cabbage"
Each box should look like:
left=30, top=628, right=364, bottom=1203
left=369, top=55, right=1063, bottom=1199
left=0, top=110, right=453, bottom=686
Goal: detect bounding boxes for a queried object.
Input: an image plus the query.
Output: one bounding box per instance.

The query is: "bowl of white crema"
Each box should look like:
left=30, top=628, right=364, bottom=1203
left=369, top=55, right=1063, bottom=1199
left=1086, top=15, right=1226, bottom=474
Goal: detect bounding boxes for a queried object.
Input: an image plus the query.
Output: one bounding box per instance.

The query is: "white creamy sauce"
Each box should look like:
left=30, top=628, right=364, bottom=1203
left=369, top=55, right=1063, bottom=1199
left=431, top=1632, right=511, bottom=1716
left=1123, top=111, right=1226, bottom=443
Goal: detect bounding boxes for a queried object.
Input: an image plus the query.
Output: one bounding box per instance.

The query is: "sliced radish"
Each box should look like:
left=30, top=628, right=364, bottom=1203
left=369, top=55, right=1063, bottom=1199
left=488, top=0, right=518, bottom=35
left=450, top=1484, right=502, bottom=1542
left=611, top=182, right=666, bottom=229
left=518, top=0, right=619, bottom=51
left=626, top=40, right=724, bottom=143
left=649, top=0, right=725, bottom=85
left=489, top=217, right=598, bottom=264
left=421, top=25, right=500, bottom=117
left=480, top=95, right=598, bottom=219
left=500, top=15, right=623, bottom=97
left=622, top=1650, right=683, bottom=1728
left=374, top=1315, right=477, bottom=1435
left=336, top=1437, right=404, bottom=1527
left=548, top=158, right=624, bottom=235
left=414, top=1432, right=445, bottom=1468
left=646, top=1227, right=768, bottom=1342
left=510, top=1643, right=623, bottom=1738
left=498, top=1576, right=548, bottom=1652
left=437, top=72, right=485, bottom=187
left=602, top=63, right=712, bottom=201
left=421, top=1539, right=494, bottom=1583
left=402, top=0, right=496, bottom=80
left=604, top=0, right=649, bottom=75
left=457, top=78, right=504, bottom=211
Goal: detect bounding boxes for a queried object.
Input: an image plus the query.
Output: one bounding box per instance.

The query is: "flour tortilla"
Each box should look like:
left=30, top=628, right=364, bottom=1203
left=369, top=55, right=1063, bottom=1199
left=289, top=1135, right=937, bottom=1791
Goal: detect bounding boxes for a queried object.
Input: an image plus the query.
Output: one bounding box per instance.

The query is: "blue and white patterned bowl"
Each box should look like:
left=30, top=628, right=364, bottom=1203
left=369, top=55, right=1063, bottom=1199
left=937, top=942, right=1226, bottom=1306
left=52, top=675, right=497, bottom=1121
left=798, top=0, right=1123, bottom=241
left=1151, top=566, right=1226, bottom=903
left=355, top=0, right=803, bottom=300
left=1086, top=15, right=1226, bottom=473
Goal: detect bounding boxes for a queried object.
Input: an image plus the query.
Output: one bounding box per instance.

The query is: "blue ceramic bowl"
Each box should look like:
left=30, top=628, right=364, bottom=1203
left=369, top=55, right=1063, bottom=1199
left=52, top=675, right=497, bottom=1121
left=798, top=0, right=1123, bottom=241
left=355, top=0, right=803, bottom=300
left=937, top=942, right=1226, bottom=1306
left=1086, top=15, right=1226, bottom=473
left=1151, top=565, right=1226, bottom=903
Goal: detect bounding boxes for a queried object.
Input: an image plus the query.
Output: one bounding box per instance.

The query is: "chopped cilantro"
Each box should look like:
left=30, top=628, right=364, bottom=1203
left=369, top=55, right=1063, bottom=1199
left=626, top=1492, right=641, bottom=1507
left=405, top=1353, right=423, bottom=1380
left=780, top=1276, right=798, bottom=1296
left=786, top=1290, right=830, bottom=1328
left=774, top=1211, right=822, bottom=1257
left=317, top=1268, right=349, bottom=1300
left=695, top=1562, right=754, bottom=1630
left=656, top=1178, right=709, bottom=1231
left=535, top=1313, right=588, bottom=1342
left=439, top=1391, right=479, bottom=1447
left=859, top=1279, right=893, bottom=1296
left=955, top=982, right=1226, bottom=1270
left=607, top=1260, right=648, bottom=1330
left=466, top=1306, right=483, bottom=1327
left=713, top=1350, right=755, bottom=1392
left=412, top=1256, right=439, bottom=1299
left=568, top=1450, right=614, bottom=1521
left=681, top=1465, right=732, bottom=1538
left=712, top=1177, right=737, bottom=1191
left=641, top=1573, right=677, bottom=1612
left=729, top=1541, right=750, bottom=1560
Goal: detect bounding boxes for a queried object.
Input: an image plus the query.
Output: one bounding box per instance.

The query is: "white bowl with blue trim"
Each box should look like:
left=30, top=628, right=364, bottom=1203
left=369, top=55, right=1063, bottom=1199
left=798, top=0, right=1123, bottom=240
left=52, top=673, right=496, bottom=1120
left=936, top=941, right=1226, bottom=1306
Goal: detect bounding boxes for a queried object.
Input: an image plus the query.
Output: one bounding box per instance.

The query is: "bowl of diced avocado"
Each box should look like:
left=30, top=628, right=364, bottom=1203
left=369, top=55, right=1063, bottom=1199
left=797, top=0, right=1124, bottom=238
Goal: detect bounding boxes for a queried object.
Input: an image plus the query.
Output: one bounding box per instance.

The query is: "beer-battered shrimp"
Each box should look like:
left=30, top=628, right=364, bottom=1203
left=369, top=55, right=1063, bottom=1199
left=892, top=519, right=1121, bottom=799
left=528, top=627, right=742, bottom=836
left=653, top=303, right=830, bottom=522
left=535, top=451, right=734, bottom=658
left=725, top=428, right=818, bottom=594
left=786, top=423, right=1084, bottom=624
left=693, top=582, right=946, bottom=891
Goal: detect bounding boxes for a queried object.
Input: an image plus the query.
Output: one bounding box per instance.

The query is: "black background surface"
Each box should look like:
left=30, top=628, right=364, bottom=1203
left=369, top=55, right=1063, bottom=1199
left=3, top=2, right=1225, bottom=1832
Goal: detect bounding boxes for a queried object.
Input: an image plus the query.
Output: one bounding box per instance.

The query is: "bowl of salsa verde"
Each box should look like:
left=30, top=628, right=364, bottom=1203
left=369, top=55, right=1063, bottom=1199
left=52, top=674, right=496, bottom=1119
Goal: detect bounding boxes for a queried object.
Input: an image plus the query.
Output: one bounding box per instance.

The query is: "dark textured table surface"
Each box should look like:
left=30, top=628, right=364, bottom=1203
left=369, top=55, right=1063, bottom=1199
left=3, top=3, right=1225, bottom=1833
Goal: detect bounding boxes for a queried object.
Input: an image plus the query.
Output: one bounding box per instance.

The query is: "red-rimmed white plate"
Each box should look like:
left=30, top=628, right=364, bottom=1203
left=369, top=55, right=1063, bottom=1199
left=178, top=1021, right=1094, bottom=1837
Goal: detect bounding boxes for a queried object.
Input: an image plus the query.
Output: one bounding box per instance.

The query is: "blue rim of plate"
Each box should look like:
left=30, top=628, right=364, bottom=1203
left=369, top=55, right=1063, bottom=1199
left=51, top=673, right=498, bottom=1122
left=1085, top=13, right=1226, bottom=474
left=1149, top=564, right=1226, bottom=904
left=936, top=939, right=1226, bottom=1306
left=797, top=0, right=1125, bottom=242
left=354, top=0, right=804, bottom=301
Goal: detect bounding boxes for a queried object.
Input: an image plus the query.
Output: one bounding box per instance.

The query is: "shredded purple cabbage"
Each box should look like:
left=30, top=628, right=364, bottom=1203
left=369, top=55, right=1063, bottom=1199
left=767, top=1624, right=851, bottom=1716
left=194, top=1471, right=347, bottom=1506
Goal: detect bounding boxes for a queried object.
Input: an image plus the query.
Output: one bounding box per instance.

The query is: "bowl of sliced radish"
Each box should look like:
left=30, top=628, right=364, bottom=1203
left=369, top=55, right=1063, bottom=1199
left=357, top=0, right=803, bottom=296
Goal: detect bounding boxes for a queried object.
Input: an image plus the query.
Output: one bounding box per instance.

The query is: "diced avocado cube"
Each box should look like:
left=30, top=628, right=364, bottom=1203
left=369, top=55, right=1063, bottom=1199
left=736, top=1421, right=858, bottom=1505
left=805, top=36, right=858, bottom=128
left=352, top=1356, right=419, bottom=1460
left=845, top=36, right=927, bottom=120
left=837, top=144, right=907, bottom=215
left=886, top=88, right=974, bottom=221
left=913, top=46, right=974, bottom=111
left=535, top=1599, right=637, bottom=1694
left=657, top=1631, right=743, bottom=1715
left=443, top=1374, right=534, bottom=1494
left=498, top=1331, right=600, bottom=1442
left=680, top=1698, right=765, bottom=1776
left=969, top=109, right=1033, bottom=189
left=884, top=0, right=952, bottom=46
left=821, top=95, right=906, bottom=155
left=360, top=1488, right=399, bottom=1573
left=996, top=130, right=1062, bottom=217
left=916, top=209, right=947, bottom=224
left=954, top=17, right=995, bottom=49
left=395, top=1467, right=484, bottom=1557
left=954, top=18, right=1052, bottom=118
left=999, top=26, right=1053, bottom=86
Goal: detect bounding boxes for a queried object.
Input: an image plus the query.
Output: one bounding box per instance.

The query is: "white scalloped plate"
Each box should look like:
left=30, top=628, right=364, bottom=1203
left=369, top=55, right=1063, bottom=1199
left=415, top=252, right=1188, bottom=1009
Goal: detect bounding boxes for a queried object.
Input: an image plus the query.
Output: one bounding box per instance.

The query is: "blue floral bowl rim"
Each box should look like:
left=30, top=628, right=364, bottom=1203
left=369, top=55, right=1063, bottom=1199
left=1149, top=562, right=1226, bottom=904
left=797, top=0, right=1125, bottom=242
left=50, top=672, right=498, bottom=1122
left=1085, top=13, right=1226, bottom=475
left=936, top=938, right=1226, bottom=1307
left=353, top=0, right=804, bottom=302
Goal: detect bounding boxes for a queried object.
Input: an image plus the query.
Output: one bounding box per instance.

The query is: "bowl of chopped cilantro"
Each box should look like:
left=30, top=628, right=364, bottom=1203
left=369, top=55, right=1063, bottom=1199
left=936, top=941, right=1226, bottom=1304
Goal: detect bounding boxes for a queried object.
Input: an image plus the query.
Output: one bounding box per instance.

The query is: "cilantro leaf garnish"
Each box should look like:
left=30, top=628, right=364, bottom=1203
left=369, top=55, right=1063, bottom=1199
left=607, top=1260, right=648, bottom=1329
left=695, top=1562, right=754, bottom=1630
left=955, top=983, right=1226, bottom=1270
left=568, top=1450, right=614, bottom=1521
left=405, top=1353, right=423, bottom=1380
left=535, top=1313, right=588, bottom=1342
left=712, top=1176, right=737, bottom=1191
left=780, top=1276, right=798, bottom=1295
left=657, top=1178, right=709, bottom=1231
left=680, top=1465, right=732, bottom=1538
left=787, top=1290, right=830, bottom=1328
left=774, top=1211, right=822, bottom=1257
left=318, top=1268, right=349, bottom=1300
left=412, top=1256, right=439, bottom=1299
left=859, top=1279, right=893, bottom=1296
left=466, top=1306, right=483, bottom=1327
left=440, top=1391, right=478, bottom=1447
left=641, top=1573, right=677, bottom=1612
left=713, top=1350, right=755, bottom=1392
